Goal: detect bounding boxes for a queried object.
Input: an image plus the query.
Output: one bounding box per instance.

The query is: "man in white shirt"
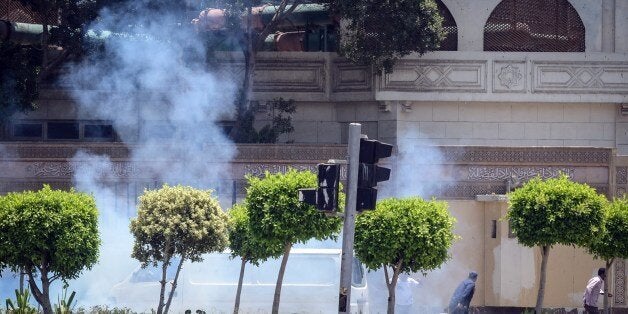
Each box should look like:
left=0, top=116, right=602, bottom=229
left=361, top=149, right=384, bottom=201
left=395, top=273, right=420, bottom=314
left=583, top=267, right=612, bottom=313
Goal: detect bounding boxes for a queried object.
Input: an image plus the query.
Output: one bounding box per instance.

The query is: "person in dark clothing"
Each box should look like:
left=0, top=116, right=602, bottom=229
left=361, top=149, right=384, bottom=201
left=448, top=271, right=478, bottom=314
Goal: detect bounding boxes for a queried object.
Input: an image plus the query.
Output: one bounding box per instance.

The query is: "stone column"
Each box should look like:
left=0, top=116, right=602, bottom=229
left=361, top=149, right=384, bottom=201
left=602, top=0, right=616, bottom=52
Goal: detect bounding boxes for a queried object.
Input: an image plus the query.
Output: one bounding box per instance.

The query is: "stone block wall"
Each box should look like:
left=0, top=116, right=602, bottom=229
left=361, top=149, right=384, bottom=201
left=396, top=102, right=617, bottom=148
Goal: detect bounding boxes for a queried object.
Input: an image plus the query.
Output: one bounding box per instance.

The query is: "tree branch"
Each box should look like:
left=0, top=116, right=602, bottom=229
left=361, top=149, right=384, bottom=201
left=255, top=0, right=303, bottom=51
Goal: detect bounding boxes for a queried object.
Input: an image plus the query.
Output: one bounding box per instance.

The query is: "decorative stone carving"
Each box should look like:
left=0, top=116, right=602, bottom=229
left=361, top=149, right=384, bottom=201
left=332, top=61, right=372, bottom=93
left=616, top=259, right=626, bottom=305
left=25, top=162, right=141, bottom=177
left=618, top=166, right=627, bottom=184
left=400, top=102, right=412, bottom=113
left=243, top=163, right=348, bottom=180
left=380, top=60, right=487, bottom=93
left=467, top=166, right=574, bottom=181
left=436, top=147, right=611, bottom=164
left=243, top=164, right=317, bottom=177
left=253, top=59, right=325, bottom=93
left=497, top=64, right=524, bottom=90
left=0, top=144, right=348, bottom=162
left=1, top=144, right=613, bottom=200
left=378, top=102, right=391, bottom=113
left=492, top=60, right=529, bottom=93
left=532, top=61, right=628, bottom=94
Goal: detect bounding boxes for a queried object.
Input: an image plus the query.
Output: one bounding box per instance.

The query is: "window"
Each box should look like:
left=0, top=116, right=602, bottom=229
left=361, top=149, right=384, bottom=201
left=6, top=120, right=117, bottom=142
left=47, top=122, right=79, bottom=140
left=435, top=0, right=458, bottom=51
left=12, top=123, right=43, bottom=139
left=84, top=124, right=115, bottom=141
left=484, top=0, right=585, bottom=52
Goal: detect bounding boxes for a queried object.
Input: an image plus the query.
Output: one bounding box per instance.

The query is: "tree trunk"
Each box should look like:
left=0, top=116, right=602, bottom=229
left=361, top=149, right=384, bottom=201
left=27, top=269, right=53, bottom=314
left=535, top=245, right=550, bottom=314
left=156, top=258, right=169, bottom=314
left=234, top=257, right=247, bottom=314
left=156, top=243, right=172, bottom=314
left=272, top=242, right=292, bottom=314
left=163, top=256, right=185, bottom=314
left=603, top=259, right=614, bottom=314
left=384, top=263, right=402, bottom=314
left=19, top=267, right=24, bottom=293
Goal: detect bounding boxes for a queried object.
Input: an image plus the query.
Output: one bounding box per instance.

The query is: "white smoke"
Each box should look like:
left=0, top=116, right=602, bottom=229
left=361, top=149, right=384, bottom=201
left=380, top=126, right=447, bottom=199
left=68, top=152, right=137, bottom=305
left=58, top=0, right=238, bottom=308
left=369, top=126, right=479, bottom=313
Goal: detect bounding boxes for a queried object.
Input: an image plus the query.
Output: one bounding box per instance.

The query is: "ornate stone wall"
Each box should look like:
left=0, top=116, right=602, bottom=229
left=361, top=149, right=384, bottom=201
left=0, top=143, right=611, bottom=199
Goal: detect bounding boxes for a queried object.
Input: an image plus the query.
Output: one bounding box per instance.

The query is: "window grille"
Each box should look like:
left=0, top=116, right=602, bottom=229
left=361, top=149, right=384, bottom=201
left=0, top=0, right=43, bottom=24
left=436, top=0, right=457, bottom=51
left=484, top=0, right=585, bottom=52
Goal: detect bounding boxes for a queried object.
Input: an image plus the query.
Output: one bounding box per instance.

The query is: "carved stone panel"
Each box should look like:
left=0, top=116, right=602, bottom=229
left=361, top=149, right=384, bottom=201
left=0, top=145, right=613, bottom=201
left=252, top=59, right=326, bottom=93
left=435, top=146, right=611, bottom=165
left=493, top=61, right=526, bottom=93
left=332, top=61, right=372, bottom=93
left=532, top=61, right=628, bottom=94
left=616, top=259, right=626, bottom=305
left=380, top=60, right=487, bottom=93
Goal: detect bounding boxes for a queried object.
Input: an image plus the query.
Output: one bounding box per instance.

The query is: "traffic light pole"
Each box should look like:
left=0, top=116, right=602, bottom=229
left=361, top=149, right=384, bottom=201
left=338, top=123, right=361, bottom=314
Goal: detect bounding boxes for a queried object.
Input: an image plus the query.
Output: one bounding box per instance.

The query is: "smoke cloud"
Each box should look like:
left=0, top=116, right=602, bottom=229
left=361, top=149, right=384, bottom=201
left=380, top=126, right=447, bottom=199
left=57, top=0, right=238, bottom=308
left=369, top=126, right=479, bottom=313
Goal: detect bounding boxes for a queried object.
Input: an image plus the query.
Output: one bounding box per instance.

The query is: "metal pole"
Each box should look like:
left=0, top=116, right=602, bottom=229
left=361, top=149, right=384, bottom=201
left=338, top=123, right=361, bottom=314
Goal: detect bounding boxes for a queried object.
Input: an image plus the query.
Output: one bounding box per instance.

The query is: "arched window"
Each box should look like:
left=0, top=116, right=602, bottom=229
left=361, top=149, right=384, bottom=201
left=436, top=0, right=457, bottom=51
left=484, top=0, right=585, bottom=52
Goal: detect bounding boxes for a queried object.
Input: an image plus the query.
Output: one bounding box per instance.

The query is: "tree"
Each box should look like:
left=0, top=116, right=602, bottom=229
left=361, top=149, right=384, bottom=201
left=0, top=0, right=110, bottom=118
left=233, top=97, right=297, bottom=143
left=332, top=0, right=445, bottom=73
left=130, top=184, right=229, bottom=314
left=0, top=185, right=100, bottom=314
left=193, top=0, right=305, bottom=142
left=245, top=169, right=342, bottom=314
left=0, top=42, right=41, bottom=121
left=353, top=197, right=456, bottom=314
left=228, top=203, right=284, bottom=314
left=507, top=174, right=607, bottom=314
left=585, top=197, right=628, bottom=314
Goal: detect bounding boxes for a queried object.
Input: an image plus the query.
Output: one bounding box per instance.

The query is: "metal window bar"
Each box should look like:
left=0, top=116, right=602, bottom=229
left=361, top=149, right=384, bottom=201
left=483, top=0, right=585, bottom=52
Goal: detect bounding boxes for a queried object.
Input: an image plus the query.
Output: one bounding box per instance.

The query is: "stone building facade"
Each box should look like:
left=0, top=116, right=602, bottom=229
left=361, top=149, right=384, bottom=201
left=1, top=0, right=627, bottom=312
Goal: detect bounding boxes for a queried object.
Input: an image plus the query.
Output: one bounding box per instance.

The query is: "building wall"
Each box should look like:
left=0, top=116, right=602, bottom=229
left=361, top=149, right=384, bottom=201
left=396, top=101, right=617, bottom=147
left=410, top=199, right=608, bottom=310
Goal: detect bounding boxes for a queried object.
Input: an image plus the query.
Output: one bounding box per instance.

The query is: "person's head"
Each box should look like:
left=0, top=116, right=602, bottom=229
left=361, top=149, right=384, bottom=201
left=598, top=268, right=606, bottom=280
left=468, top=271, right=478, bottom=282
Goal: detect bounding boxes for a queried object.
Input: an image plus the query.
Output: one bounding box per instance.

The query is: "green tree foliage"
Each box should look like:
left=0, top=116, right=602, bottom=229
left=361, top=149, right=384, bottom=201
left=206, top=0, right=302, bottom=143
left=332, top=0, right=445, bottom=73
left=0, top=185, right=100, bottom=314
left=0, top=0, right=111, bottom=118
left=233, top=97, right=296, bottom=144
left=507, top=175, right=607, bottom=314
left=245, top=169, right=342, bottom=314
left=586, top=197, right=628, bottom=313
left=228, top=203, right=284, bottom=313
left=354, top=197, right=456, bottom=314
left=0, top=42, right=41, bottom=120
left=130, top=185, right=229, bottom=314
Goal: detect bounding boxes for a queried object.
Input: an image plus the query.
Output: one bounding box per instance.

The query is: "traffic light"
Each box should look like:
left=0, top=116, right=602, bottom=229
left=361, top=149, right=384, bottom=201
left=298, top=163, right=341, bottom=211
left=356, top=138, right=392, bottom=211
